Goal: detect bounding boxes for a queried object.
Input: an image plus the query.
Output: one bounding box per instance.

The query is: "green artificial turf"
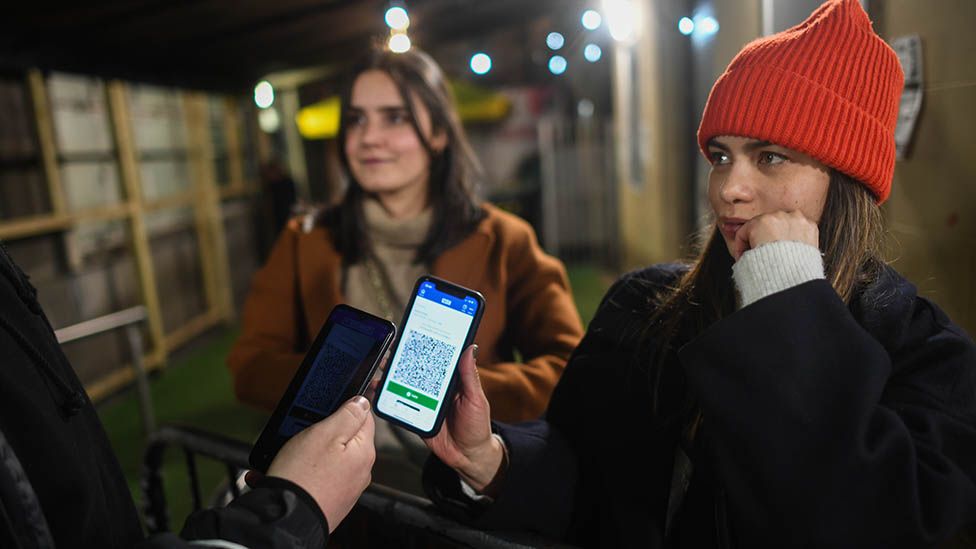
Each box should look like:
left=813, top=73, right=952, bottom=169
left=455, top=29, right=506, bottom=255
left=96, top=327, right=267, bottom=529
left=97, top=264, right=615, bottom=531
left=566, top=264, right=616, bottom=327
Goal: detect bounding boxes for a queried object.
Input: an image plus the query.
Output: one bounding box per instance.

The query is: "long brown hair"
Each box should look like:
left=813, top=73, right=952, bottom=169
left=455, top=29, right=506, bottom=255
left=643, top=169, right=886, bottom=420
left=322, top=47, right=485, bottom=265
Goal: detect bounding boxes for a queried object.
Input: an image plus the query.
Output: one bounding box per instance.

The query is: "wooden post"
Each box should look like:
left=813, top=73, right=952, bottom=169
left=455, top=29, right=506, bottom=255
left=26, top=69, right=67, bottom=216
left=223, top=97, right=246, bottom=195
left=254, top=106, right=273, bottom=168
left=183, top=92, right=234, bottom=322
left=106, top=80, right=168, bottom=365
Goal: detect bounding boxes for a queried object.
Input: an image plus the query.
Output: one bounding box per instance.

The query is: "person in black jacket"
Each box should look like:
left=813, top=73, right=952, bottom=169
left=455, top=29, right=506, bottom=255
left=0, top=242, right=375, bottom=547
left=420, top=0, right=976, bottom=547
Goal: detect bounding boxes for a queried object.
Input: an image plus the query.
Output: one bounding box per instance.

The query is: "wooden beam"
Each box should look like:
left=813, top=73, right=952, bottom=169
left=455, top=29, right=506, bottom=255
left=183, top=92, right=235, bottom=322
left=72, top=203, right=133, bottom=223
left=0, top=203, right=132, bottom=241
left=254, top=104, right=273, bottom=167
left=143, top=189, right=195, bottom=213
left=183, top=93, right=219, bottom=314
left=84, top=350, right=165, bottom=404
left=223, top=97, right=247, bottom=194
left=163, top=309, right=222, bottom=352
left=219, top=185, right=254, bottom=200
left=106, top=80, right=169, bottom=366
left=26, top=69, right=68, bottom=216
left=0, top=214, right=69, bottom=240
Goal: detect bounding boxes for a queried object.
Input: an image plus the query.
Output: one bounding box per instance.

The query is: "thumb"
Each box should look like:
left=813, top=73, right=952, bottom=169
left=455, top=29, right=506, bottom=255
left=317, top=395, right=370, bottom=444
left=457, top=345, right=483, bottom=400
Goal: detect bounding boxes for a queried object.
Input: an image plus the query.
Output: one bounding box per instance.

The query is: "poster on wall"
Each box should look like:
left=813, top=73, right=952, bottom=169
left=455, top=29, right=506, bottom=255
left=891, top=34, right=923, bottom=160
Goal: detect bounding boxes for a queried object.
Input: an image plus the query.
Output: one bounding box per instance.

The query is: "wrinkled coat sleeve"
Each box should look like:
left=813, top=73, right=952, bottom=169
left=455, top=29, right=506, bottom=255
left=425, top=272, right=648, bottom=538
left=679, top=280, right=976, bottom=547
left=136, top=477, right=328, bottom=548
left=477, top=221, right=584, bottom=422
left=226, top=226, right=306, bottom=411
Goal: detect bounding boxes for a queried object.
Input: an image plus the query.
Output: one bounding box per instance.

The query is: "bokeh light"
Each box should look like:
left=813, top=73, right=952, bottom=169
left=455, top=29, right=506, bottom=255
left=548, top=55, right=567, bottom=75
left=584, top=43, right=602, bottom=62
left=581, top=10, right=602, bottom=31
left=470, top=52, right=492, bottom=75
left=384, top=6, right=409, bottom=30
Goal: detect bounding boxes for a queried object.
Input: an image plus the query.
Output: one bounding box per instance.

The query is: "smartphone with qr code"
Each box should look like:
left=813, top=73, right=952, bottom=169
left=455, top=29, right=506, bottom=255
left=374, top=276, right=485, bottom=437
left=249, top=304, right=395, bottom=472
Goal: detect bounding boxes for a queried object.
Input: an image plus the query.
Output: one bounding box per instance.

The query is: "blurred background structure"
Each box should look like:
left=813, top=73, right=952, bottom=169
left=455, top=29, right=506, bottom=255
left=2, top=0, right=974, bottom=534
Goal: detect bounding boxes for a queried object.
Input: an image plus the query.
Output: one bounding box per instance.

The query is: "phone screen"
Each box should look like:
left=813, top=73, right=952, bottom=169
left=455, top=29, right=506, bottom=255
left=277, top=307, right=392, bottom=437
left=377, top=279, right=480, bottom=433
left=251, top=305, right=395, bottom=472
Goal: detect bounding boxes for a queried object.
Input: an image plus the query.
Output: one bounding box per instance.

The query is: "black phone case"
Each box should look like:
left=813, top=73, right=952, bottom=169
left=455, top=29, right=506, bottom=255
left=249, top=304, right=395, bottom=472
left=374, top=275, right=485, bottom=438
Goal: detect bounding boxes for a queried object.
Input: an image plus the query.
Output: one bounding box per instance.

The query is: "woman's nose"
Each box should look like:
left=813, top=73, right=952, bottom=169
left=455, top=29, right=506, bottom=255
left=719, top=164, right=756, bottom=204
left=359, top=119, right=384, bottom=146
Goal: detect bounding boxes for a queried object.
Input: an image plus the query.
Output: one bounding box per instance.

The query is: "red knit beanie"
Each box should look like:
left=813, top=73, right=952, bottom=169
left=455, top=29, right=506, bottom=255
left=697, top=0, right=904, bottom=203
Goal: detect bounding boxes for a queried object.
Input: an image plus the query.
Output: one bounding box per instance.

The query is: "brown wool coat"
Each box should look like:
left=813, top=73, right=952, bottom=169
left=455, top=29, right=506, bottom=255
left=227, top=203, right=584, bottom=422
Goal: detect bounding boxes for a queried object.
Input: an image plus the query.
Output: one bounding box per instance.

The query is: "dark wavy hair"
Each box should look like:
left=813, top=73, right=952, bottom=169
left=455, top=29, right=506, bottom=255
left=642, top=170, right=886, bottom=423
left=319, top=46, right=485, bottom=265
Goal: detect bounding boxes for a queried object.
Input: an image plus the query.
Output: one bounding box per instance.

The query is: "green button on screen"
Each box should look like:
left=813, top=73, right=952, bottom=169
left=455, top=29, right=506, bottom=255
left=386, top=381, right=438, bottom=410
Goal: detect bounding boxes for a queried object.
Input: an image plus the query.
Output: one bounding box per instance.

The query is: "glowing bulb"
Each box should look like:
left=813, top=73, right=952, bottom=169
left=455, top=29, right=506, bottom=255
left=584, top=43, right=602, bottom=62
left=254, top=81, right=274, bottom=109
left=546, top=32, right=565, bottom=50
left=678, top=17, right=694, bottom=36
left=470, top=53, right=492, bottom=75
left=258, top=107, right=280, bottom=133
left=603, top=0, right=638, bottom=42
left=697, top=16, right=719, bottom=36
left=385, top=6, right=410, bottom=30
left=581, top=9, right=602, bottom=30
left=388, top=32, right=411, bottom=53
left=577, top=99, right=595, bottom=118
left=548, top=55, right=567, bottom=75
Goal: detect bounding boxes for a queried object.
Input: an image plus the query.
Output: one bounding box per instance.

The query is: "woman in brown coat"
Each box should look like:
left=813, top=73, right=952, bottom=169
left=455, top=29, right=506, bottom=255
left=227, top=47, right=582, bottom=490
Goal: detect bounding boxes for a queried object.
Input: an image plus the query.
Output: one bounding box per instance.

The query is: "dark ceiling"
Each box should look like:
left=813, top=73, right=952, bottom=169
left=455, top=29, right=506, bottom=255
left=1, top=0, right=572, bottom=92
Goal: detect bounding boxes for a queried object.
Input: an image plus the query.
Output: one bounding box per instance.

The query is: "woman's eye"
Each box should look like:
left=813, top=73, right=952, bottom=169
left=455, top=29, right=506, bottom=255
left=709, top=151, right=730, bottom=165
left=344, top=113, right=366, bottom=127
left=758, top=151, right=787, bottom=165
left=386, top=111, right=408, bottom=124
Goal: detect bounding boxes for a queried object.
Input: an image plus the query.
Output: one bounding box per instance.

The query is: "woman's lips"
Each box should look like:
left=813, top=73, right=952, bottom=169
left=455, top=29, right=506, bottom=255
left=719, top=219, right=746, bottom=240
left=359, top=158, right=392, bottom=166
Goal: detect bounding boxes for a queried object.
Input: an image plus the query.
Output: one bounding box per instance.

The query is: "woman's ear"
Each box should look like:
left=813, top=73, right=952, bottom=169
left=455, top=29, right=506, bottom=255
left=430, top=129, right=448, bottom=154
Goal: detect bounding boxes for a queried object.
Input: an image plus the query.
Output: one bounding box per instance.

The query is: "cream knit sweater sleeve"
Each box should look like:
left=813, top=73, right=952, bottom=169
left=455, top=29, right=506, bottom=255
left=732, top=241, right=825, bottom=308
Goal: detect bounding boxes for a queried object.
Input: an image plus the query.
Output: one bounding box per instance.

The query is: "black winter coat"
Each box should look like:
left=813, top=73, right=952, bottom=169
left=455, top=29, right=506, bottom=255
left=426, top=264, right=976, bottom=547
left=0, top=243, right=328, bottom=549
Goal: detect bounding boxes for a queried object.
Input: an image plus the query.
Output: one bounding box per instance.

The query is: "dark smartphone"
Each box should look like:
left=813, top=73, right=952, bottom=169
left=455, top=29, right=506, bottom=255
left=374, top=275, right=485, bottom=437
left=249, top=304, right=396, bottom=472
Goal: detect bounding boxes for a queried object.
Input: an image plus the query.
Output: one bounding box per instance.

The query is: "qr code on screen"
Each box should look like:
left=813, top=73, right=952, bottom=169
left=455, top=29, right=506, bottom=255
left=392, top=330, right=456, bottom=396
left=295, top=344, right=357, bottom=413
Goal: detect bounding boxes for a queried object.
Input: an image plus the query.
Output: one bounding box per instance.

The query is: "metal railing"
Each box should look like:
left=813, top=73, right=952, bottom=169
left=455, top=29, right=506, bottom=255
left=141, top=425, right=577, bottom=548
left=55, top=305, right=155, bottom=434
left=142, top=425, right=251, bottom=534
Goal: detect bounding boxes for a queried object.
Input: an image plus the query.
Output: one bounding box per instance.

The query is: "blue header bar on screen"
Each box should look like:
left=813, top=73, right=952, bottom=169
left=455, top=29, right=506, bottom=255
left=417, top=281, right=478, bottom=316
left=332, top=307, right=390, bottom=339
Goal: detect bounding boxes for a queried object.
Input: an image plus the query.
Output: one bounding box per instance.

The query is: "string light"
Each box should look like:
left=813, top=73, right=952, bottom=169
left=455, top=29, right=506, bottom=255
left=384, top=6, right=409, bottom=30
left=470, top=52, right=492, bottom=75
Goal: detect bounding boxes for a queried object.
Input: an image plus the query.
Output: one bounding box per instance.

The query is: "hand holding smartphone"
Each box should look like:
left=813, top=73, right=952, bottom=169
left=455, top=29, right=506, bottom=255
left=374, top=276, right=485, bottom=437
left=249, top=304, right=396, bottom=472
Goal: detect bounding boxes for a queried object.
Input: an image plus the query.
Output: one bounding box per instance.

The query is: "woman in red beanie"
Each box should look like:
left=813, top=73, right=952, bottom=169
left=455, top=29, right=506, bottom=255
left=419, top=0, right=976, bottom=546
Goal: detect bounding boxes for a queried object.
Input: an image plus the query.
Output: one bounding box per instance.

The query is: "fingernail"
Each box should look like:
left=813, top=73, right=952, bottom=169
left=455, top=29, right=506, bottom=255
left=352, top=395, right=370, bottom=411
left=472, top=344, right=479, bottom=359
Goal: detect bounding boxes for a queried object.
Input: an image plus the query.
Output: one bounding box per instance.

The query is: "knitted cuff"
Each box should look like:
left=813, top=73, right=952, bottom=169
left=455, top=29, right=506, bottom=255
left=732, top=241, right=825, bottom=308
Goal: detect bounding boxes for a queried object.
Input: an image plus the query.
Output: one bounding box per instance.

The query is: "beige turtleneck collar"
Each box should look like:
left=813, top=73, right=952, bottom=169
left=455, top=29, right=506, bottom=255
left=344, top=198, right=433, bottom=321
left=362, top=197, right=433, bottom=249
